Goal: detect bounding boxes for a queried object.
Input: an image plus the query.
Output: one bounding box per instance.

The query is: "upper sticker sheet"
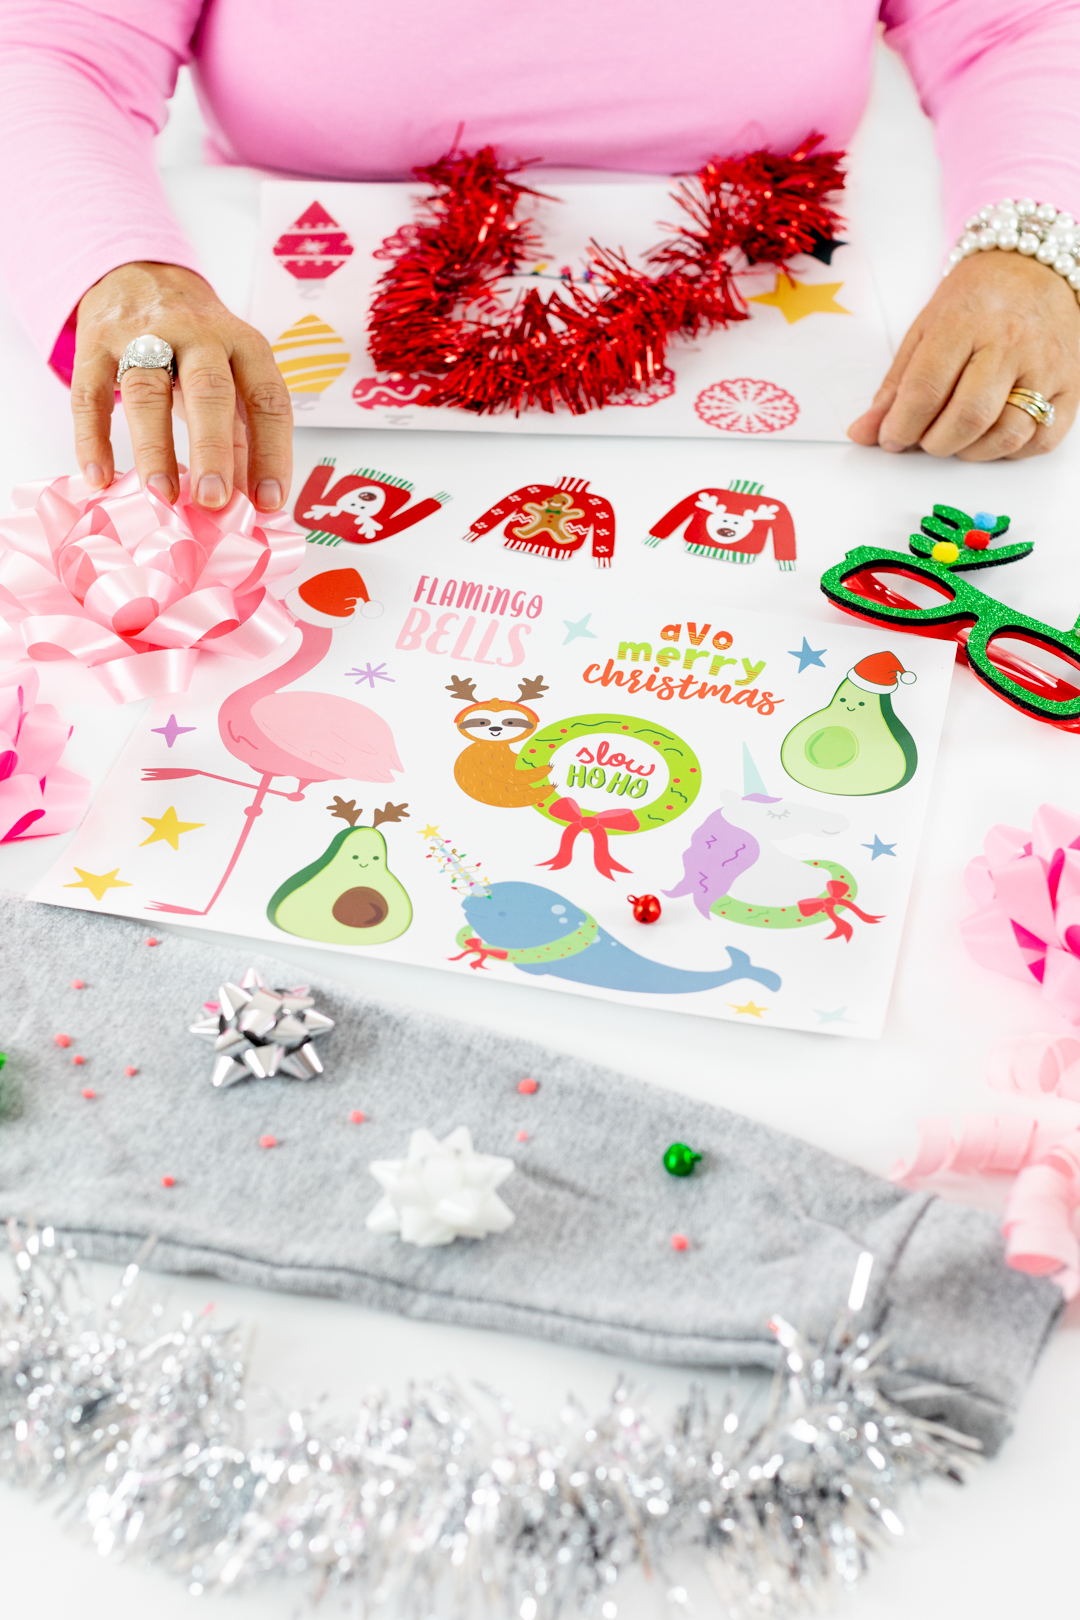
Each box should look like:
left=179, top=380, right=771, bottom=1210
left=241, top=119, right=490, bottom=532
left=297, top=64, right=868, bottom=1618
left=249, top=180, right=892, bottom=440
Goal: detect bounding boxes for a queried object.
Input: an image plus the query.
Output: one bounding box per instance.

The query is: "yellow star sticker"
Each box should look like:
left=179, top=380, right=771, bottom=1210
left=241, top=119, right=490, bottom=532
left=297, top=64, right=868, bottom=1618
left=748, top=273, right=850, bottom=324
left=419, top=824, right=440, bottom=838
left=729, top=1000, right=768, bottom=1018
left=140, top=806, right=205, bottom=851
left=64, top=867, right=133, bottom=902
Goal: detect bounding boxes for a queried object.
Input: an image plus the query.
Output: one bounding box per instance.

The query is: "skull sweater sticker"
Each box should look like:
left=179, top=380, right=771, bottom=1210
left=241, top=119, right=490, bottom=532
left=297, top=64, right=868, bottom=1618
left=645, top=478, right=796, bottom=570
left=463, top=478, right=615, bottom=567
left=293, top=459, right=451, bottom=546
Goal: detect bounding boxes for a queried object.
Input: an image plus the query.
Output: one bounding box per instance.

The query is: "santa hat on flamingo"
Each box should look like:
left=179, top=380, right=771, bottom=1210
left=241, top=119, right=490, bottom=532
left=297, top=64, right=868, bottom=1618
left=846, top=650, right=917, bottom=694
left=287, top=567, right=379, bottom=625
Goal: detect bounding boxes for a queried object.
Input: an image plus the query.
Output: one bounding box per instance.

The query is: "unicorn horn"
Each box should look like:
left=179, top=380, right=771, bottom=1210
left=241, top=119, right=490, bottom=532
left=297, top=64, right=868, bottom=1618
left=742, top=743, right=769, bottom=798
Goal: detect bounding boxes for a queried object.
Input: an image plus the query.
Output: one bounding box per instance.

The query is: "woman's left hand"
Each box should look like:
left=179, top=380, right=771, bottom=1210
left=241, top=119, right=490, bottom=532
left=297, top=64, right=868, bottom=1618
left=848, top=250, right=1080, bottom=460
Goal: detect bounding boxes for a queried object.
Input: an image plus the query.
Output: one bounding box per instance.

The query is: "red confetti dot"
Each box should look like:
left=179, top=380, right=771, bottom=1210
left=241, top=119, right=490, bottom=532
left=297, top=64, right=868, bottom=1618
left=671, top=1233, right=689, bottom=1252
left=124, top=1065, right=137, bottom=1076
left=145, top=937, right=159, bottom=947
left=350, top=1110, right=366, bottom=1124
left=73, top=1054, right=85, bottom=1066
left=81, top=1088, right=96, bottom=1100
left=259, top=1134, right=277, bottom=1149
left=964, top=529, right=990, bottom=550
left=71, top=978, right=85, bottom=989
left=518, top=1078, right=538, bottom=1094
left=516, top=1130, right=529, bottom=1142
left=54, top=1033, right=71, bottom=1048
left=161, top=1176, right=175, bottom=1188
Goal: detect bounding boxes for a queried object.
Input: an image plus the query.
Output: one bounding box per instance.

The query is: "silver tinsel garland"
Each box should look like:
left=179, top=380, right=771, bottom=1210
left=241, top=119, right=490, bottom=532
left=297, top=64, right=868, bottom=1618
left=0, top=1225, right=980, bottom=1616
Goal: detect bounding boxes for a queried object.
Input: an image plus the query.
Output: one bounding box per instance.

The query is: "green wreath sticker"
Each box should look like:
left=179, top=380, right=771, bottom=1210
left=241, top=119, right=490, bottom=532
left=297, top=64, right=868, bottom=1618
left=709, top=859, right=858, bottom=928
left=517, top=713, right=702, bottom=833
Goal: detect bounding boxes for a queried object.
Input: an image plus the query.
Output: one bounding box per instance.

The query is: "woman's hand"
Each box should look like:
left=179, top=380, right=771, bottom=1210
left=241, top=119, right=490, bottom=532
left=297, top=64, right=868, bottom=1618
left=72, top=261, right=293, bottom=510
left=848, top=251, right=1080, bottom=460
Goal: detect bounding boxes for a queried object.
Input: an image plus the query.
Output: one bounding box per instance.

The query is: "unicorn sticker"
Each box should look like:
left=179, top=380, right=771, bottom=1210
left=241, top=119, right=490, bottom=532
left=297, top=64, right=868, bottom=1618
left=665, top=747, right=883, bottom=940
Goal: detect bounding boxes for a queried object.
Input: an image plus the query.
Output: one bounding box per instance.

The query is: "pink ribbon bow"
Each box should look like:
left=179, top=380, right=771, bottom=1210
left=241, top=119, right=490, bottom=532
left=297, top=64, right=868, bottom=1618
left=0, top=469, right=305, bottom=701
left=893, top=1032, right=1080, bottom=1298
left=537, top=796, right=640, bottom=880
left=0, top=662, right=89, bottom=841
left=961, top=802, right=1080, bottom=1023
left=796, top=878, right=883, bottom=941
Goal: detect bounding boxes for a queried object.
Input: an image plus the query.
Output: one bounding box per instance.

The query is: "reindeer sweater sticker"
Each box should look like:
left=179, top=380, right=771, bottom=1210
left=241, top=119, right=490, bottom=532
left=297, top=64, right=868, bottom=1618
left=267, top=798, right=412, bottom=945
left=645, top=479, right=796, bottom=570
left=463, top=478, right=615, bottom=568
left=448, top=674, right=554, bottom=808
left=294, top=458, right=451, bottom=547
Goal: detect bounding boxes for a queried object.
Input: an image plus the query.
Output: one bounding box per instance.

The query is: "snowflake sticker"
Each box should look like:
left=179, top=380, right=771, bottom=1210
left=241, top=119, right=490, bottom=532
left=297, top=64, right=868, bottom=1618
left=606, top=367, right=677, bottom=408
left=694, top=378, right=799, bottom=435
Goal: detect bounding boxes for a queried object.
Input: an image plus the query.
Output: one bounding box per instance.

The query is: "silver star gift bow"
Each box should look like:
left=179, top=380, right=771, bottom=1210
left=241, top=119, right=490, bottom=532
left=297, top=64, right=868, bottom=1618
left=190, top=967, right=335, bottom=1087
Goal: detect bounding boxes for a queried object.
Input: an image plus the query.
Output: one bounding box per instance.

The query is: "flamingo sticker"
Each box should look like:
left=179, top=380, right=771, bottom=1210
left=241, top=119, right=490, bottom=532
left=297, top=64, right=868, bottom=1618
left=142, top=568, right=403, bottom=917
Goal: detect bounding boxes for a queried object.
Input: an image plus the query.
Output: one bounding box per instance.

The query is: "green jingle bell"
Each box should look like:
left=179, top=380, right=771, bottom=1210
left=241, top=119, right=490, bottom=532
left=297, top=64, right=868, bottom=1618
left=663, top=1141, right=702, bottom=1177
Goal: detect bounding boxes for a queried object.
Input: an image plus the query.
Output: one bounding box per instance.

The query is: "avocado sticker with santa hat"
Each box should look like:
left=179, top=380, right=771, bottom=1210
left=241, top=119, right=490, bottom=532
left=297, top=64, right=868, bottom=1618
left=780, top=651, right=918, bottom=796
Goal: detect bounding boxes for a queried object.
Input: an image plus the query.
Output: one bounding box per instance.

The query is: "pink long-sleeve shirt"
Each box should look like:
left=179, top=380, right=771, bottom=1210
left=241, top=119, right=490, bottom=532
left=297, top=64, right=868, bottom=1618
left=2, top=0, right=1080, bottom=380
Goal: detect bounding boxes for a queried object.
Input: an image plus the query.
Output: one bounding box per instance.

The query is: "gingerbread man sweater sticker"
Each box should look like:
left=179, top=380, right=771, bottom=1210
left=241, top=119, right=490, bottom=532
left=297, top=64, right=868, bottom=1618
left=293, top=458, right=451, bottom=546
left=645, top=479, right=796, bottom=570
left=463, top=478, right=616, bottom=567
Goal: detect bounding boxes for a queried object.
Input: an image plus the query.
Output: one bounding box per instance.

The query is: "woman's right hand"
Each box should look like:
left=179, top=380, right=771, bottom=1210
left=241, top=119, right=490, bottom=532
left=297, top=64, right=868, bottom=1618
left=72, top=261, right=293, bottom=511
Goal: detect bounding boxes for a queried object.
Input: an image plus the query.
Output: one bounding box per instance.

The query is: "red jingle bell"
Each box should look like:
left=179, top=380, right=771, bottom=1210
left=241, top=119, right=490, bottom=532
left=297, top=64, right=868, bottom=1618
left=628, top=893, right=662, bottom=924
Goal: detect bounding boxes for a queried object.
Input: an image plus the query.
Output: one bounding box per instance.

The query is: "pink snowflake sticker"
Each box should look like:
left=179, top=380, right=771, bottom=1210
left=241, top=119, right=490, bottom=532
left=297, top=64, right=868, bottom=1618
left=606, top=367, right=677, bottom=408
left=694, top=378, right=799, bottom=435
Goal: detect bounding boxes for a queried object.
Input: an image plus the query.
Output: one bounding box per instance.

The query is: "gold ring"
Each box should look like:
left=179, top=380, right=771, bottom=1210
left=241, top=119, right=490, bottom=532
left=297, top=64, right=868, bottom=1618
left=1006, top=388, right=1056, bottom=428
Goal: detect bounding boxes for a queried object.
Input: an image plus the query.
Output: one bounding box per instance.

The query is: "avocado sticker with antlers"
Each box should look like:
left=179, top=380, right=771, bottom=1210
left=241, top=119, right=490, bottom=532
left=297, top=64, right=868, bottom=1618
left=448, top=673, right=555, bottom=809
left=266, top=798, right=412, bottom=946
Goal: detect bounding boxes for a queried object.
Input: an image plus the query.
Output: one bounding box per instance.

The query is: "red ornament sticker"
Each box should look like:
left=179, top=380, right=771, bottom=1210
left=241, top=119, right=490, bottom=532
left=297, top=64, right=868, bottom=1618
left=273, top=202, right=354, bottom=283
left=694, top=379, right=799, bottom=435
left=352, top=373, right=439, bottom=411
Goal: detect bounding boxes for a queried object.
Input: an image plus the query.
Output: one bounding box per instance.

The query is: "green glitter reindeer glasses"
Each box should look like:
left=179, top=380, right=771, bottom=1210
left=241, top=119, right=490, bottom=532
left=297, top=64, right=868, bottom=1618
left=820, top=504, right=1080, bottom=729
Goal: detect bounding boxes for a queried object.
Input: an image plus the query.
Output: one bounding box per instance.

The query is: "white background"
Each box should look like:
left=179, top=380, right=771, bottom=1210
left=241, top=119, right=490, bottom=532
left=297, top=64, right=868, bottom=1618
left=3, top=41, right=1080, bottom=1620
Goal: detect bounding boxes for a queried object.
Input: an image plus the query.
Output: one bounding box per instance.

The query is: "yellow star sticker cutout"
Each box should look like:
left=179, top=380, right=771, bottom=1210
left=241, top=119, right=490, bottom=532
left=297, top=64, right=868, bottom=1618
left=64, top=867, right=133, bottom=902
left=729, top=1000, right=768, bottom=1018
left=140, top=806, right=205, bottom=851
left=419, top=823, right=440, bottom=838
left=748, top=273, right=850, bottom=324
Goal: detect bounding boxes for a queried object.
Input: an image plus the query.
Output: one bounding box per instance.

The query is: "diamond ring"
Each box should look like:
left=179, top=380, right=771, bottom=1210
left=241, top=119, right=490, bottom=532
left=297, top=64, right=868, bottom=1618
left=1006, top=387, right=1055, bottom=428
left=117, top=333, right=177, bottom=385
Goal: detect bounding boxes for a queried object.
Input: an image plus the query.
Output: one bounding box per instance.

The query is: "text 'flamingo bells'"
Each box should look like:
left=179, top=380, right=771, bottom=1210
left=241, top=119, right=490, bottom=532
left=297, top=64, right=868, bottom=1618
left=144, top=568, right=402, bottom=916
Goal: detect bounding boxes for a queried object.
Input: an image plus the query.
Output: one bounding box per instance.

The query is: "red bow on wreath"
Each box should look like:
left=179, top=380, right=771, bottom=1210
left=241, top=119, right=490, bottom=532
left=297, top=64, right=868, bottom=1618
left=448, top=936, right=510, bottom=970
left=797, top=880, right=883, bottom=942
left=537, top=797, right=640, bottom=880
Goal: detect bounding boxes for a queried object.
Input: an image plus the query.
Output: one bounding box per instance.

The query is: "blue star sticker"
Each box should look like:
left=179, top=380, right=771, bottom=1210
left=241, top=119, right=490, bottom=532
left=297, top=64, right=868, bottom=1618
left=563, top=614, right=597, bottom=644
left=814, top=1007, right=855, bottom=1025
left=788, top=637, right=826, bottom=673
left=347, top=663, right=394, bottom=688
left=862, top=835, right=897, bottom=860
left=151, top=714, right=196, bottom=748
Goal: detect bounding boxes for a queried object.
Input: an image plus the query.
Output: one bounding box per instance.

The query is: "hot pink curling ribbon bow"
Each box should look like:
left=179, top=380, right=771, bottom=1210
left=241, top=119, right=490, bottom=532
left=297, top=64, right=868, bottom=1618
left=961, top=802, right=1080, bottom=1024
left=0, top=662, right=89, bottom=841
left=893, top=1032, right=1080, bottom=1298
left=536, top=797, right=640, bottom=880
left=0, top=469, right=305, bottom=702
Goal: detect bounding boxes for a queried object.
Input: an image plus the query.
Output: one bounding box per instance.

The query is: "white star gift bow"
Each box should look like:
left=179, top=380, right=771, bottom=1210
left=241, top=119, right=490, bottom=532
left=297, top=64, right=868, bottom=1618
left=366, top=1127, right=515, bottom=1247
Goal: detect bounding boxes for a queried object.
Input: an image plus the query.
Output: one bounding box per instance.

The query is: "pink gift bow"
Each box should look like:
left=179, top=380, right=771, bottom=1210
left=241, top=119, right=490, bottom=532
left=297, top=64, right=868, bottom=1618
left=892, top=1031, right=1080, bottom=1298
left=0, top=469, right=305, bottom=701
left=960, top=802, right=1080, bottom=1024
left=0, top=661, right=89, bottom=841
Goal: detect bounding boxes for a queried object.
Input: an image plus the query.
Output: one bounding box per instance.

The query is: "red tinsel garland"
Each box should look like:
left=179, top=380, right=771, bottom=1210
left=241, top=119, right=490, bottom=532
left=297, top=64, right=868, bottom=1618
left=367, top=141, right=846, bottom=416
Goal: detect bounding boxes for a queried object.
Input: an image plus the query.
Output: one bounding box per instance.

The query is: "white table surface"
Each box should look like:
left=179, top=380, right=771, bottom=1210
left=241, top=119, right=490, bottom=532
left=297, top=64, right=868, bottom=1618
left=2, top=44, right=1080, bottom=1619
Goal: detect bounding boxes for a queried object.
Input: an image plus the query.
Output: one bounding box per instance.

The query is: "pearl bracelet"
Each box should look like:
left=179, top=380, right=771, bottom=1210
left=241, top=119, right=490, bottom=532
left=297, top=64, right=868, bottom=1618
left=945, top=198, right=1080, bottom=301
